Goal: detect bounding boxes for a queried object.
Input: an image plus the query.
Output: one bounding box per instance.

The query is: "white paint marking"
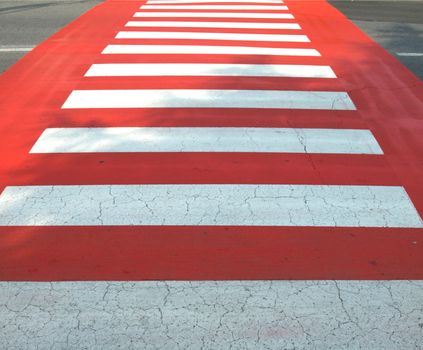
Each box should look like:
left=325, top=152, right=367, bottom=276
left=102, top=44, right=320, bottom=56
left=62, top=89, right=355, bottom=110
left=0, top=46, right=34, bottom=52
left=115, top=31, right=309, bottom=42
left=125, top=21, right=301, bottom=30
left=133, top=11, right=294, bottom=18
left=0, top=185, right=421, bottom=227
left=396, top=52, right=423, bottom=57
left=30, top=127, right=382, bottom=155
left=85, top=63, right=336, bottom=78
left=1, top=281, right=422, bottom=349
left=141, top=5, right=289, bottom=10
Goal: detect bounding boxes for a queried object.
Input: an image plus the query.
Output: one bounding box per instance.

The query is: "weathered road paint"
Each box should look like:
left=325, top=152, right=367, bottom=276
left=0, top=0, right=422, bottom=282
left=30, top=127, right=380, bottom=154
left=62, top=89, right=355, bottom=110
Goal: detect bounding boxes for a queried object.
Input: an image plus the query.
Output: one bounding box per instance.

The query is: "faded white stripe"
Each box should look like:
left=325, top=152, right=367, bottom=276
left=1, top=281, right=422, bottom=349
left=30, top=127, right=382, bottom=155
left=0, top=185, right=421, bottom=227
left=85, top=63, right=336, bottom=78
left=125, top=21, right=301, bottom=29
left=102, top=45, right=320, bottom=56
left=115, top=31, right=309, bottom=42
left=2, top=281, right=423, bottom=349
left=62, top=89, right=356, bottom=110
left=0, top=46, right=34, bottom=52
left=133, top=12, right=294, bottom=18
left=141, top=5, right=289, bottom=9
left=396, top=52, right=423, bottom=57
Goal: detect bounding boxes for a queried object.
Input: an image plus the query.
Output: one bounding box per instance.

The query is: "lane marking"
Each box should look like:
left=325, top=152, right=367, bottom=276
left=125, top=21, right=301, bottom=29
left=62, top=89, right=356, bottom=110
left=140, top=5, right=289, bottom=10
left=102, top=45, right=320, bottom=56
left=396, top=52, right=423, bottom=57
left=134, top=12, right=294, bottom=18
left=116, top=31, right=309, bottom=42
left=30, top=127, right=382, bottom=154
left=85, top=63, right=336, bottom=78
left=0, top=185, right=420, bottom=227
left=0, top=46, right=34, bottom=52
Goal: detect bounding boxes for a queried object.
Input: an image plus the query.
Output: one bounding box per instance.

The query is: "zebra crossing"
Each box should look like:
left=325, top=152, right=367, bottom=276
left=0, top=0, right=422, bottom=281
left=1, top=0, right=422, bottom=346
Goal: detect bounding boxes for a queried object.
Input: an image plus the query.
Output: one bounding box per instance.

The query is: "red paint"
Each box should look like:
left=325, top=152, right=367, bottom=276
left=0, top=227, right=422, bottom=281
left=0, top=0, right=422, bottom=280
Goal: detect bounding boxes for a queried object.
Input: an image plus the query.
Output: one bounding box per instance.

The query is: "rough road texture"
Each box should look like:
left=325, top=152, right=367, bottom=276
left=1, top=281, right=422, bottom=349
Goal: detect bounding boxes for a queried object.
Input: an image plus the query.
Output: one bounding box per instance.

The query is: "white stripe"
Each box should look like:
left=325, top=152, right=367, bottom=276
left=134, top=12, right=294, bottom=18
left=1, top=281, right=422, bottom=350
left=115, top=31, right=309, bottom=42
left=62, top=89, right=355, bottom=110
left=147, top=0, right=285, bottom=3
left=0, top=185, right=421, bottom=227
left=102, top=45, right=320, bottom=56
left=125, top=21, right=301, bottom=29
left=85, top=63, right=336, bottom=78
left=30, top=127, right=382, bottom=155
left=141, top=5, right=289, bottom=9
left=396, top=52, right=423, bottom=57
left=0, top=46, right=34, bottom=52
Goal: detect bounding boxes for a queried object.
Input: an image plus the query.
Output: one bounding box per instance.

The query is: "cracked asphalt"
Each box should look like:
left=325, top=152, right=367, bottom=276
left=1, top=281, right=423, bottom=349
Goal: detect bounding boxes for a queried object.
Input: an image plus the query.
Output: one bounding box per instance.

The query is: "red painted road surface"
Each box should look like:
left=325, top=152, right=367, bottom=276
left=0, top=0, right=422, bottom=280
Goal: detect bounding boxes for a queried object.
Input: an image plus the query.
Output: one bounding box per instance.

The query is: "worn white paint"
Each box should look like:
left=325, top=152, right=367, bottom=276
left=115, top=31, right=309, bottom=42
left=133, top=12, right=294, bottom=19
left=62, top=89, right=355, bottom=110
left=1, top=281, right=422, bottom=349
left=85, top=63, right=335, bottom=78
left=140, top=5, right=289, bottom=10
left=396, top=52, right=423, bottom=57
left=0, top=185, right=421, bottom=227
left=0, top=46, right=34, bottom=52
left=102, top=44, right=320, bottom=56
left=125, top=21, right=301, bottom=29
left=29, top=127, right=382, bottom=154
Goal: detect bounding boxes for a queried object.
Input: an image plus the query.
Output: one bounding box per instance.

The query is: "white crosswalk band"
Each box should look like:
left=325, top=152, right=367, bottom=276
left=115, top=31, right=310, bottom=42
left=102, top=44, right=320, bottom=56
left=29, top=127, right=383, bottom=155
left=140, top=5, right=289, bottom=10
left=62, top=89, right=356, bottom=110
left=125, top=21, right=301, bottom=29
left=85, top=63, right=336, bottom=78
left=0, top=185, right=421, bottom=227
left=133, top=12, right=295, bottom=18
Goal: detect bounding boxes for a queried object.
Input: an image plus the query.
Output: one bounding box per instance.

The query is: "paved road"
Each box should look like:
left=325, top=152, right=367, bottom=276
left=0, top=0, right=422, bottom=348
left=0, top=0, right=102, bottom=73
left=330, top=0, right=423, bottom=79
left=1, top=0, right=422, bottom=78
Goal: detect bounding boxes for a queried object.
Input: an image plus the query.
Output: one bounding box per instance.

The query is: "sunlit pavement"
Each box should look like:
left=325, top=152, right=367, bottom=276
left=0, top=0, right=422, bottom=348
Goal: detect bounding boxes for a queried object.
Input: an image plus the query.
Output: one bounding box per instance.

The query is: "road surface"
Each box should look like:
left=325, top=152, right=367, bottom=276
left=0, top=0, right=422, bottom=348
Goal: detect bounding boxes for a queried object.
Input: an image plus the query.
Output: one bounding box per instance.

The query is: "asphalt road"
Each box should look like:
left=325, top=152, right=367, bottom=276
left=1, top=0, right=422, bottom=78
left=330, top=0, right=423, bottom=79
left=0, top=0, right=102, bottom=73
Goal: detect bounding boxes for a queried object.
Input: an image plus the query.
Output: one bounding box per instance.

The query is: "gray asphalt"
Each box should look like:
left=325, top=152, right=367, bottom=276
left=330, top=0, right=423, bottom=79
left=0, top=0, right=422, bottom=78
left=0, top=0, right=102, bottom=73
